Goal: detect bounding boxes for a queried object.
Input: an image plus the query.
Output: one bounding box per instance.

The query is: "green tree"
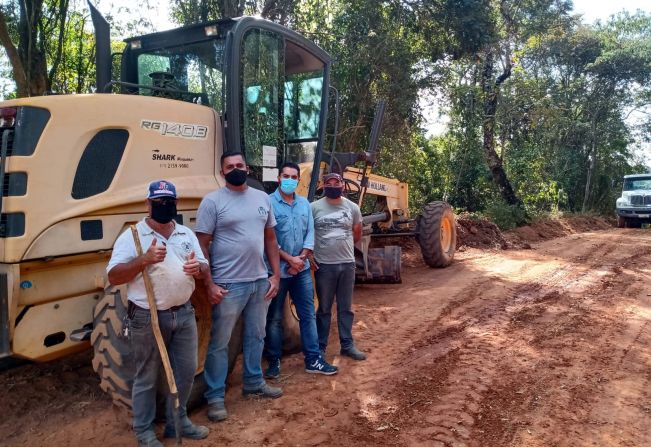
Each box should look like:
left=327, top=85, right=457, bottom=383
left=503, top=12, right=651, bottom=213
left=0, top=0, right=155, bottom=97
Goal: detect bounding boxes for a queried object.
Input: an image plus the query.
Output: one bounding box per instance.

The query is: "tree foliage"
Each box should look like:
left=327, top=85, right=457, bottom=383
left=1, top=0, right=650, bottom=222
left=426, top=6, right=651, bottom=220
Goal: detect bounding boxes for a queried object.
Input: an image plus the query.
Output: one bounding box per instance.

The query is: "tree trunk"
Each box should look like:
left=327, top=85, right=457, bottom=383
left=47, top=0, right=70, bottom=88
left=582, top=118, right=597, bottom=212
left=480, top=49, right=524, bottom=212
left=220, top=0, right=245, bottom=18
left=261, top=0, right=294, bottom=24
left=18, top=0, right=49, bottom=96
left=0, top=11, right=28, bottom=97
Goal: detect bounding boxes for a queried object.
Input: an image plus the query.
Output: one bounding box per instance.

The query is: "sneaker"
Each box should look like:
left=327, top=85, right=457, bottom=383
left=242, top=383, right=283, bottom=399
left=305, top=358, right=338, bottom=375
left=207, top=401, right=228, bottom=422
left=340, top=346, right=367, bottom=361
left=164, top=423, right=209, bottom=440
left=265, top=358, right=280, bottom=379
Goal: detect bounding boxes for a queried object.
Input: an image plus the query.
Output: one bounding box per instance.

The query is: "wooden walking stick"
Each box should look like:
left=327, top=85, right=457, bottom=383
left=130, top=225, right=183, bottom=446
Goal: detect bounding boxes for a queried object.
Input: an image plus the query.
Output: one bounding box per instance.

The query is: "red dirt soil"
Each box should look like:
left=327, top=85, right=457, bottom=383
left=1, top=216, right=650, bottom=447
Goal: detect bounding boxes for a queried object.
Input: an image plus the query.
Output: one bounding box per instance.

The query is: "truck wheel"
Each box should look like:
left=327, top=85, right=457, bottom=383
left=617, top=216, right=626, bottom=228
left=91, top=288, right=215, bottom=412
left=91, top=288, right=134, bottom=411
left=283, top=297, right=303, bottom=354
left=417, top=201, right=456, bottom=268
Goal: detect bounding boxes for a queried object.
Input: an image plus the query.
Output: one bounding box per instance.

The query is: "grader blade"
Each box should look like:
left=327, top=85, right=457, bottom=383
left=357, top=245, right=402, bottom=284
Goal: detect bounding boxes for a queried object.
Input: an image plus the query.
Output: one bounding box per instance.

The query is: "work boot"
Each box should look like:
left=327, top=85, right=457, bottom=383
left=137, top=437, right=164, bottom=447
left=164, top=423, right=210, bottom=440
left=207, top=401, right=228, bottom=422
left=340, top=346, right=367, bottom=361
left=265, top=358, right=280, bottom=379
left=242, top=383, right=283, bottom=399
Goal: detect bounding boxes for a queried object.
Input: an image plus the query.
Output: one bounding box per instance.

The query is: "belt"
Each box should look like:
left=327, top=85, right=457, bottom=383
left=128, top=300, right=188, bottom=317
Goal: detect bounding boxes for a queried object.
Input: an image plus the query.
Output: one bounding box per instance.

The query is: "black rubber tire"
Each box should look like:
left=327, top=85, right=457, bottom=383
left=282, top=296, right=303, bottom=354
left=91, top=288, right=215, bottom=413
left=417, top=201, right=456, bottom=268
left=91, top=288, right=300, bottom=412
left=617, top=216, right=626, bottom=228
left=91, top=288, right=134, bottom=411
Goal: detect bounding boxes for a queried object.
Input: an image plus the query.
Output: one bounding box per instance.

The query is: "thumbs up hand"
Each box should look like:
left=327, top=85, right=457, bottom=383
left=183, top=250, right=201, bottom=278
left=143, top=238, right=166, bottom=265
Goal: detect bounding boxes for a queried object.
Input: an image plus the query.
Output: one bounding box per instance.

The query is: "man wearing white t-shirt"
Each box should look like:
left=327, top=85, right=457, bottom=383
left=107, top=180, right=211, bottom=447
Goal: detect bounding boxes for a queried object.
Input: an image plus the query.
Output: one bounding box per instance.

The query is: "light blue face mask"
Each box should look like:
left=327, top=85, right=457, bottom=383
left=280, top=178, right=299, bottom=194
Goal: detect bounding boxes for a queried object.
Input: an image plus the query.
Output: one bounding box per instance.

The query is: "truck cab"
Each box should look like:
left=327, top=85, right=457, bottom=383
left=118, top=16, right=331, bottom=197
left=615, top=174, right=651, bottom=228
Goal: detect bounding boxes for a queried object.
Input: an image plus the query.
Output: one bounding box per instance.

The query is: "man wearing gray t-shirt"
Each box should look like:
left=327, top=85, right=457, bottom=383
left=310, top=172, right=366, bottom=361
left=195, top=151, right=282, bottom=423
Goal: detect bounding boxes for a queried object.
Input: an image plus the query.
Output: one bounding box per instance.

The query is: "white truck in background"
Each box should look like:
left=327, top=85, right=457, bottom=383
left=616, top=174, right=651, bottom=228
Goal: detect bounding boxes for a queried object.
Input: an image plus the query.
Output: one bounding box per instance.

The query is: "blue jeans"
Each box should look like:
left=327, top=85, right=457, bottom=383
left=204, top=278, right=270, bottom=404
left=314, top=262, right=356, bottom=351
left=264, top=268, right=320, bottom=364
left=129, top=302, right=197, bottom=443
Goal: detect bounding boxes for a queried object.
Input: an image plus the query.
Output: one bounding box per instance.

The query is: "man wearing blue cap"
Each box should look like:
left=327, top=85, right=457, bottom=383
left=107, top=180, right=211, bottom=447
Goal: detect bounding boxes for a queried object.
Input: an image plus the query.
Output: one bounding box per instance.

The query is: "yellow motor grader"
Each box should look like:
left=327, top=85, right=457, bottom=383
left=0, top=5, right=455, bottom=410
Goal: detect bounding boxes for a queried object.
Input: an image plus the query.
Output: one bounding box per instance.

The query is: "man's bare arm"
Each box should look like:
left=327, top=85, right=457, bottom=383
left=196, top=232, right=227, bottom=304
left=353, top=223, right=362, bottom=243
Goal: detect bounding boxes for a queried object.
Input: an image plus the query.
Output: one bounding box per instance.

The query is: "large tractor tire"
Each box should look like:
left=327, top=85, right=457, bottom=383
left=91, top=287, right=215, bottom=413
left=91, top=287, right=134, bottom=411
left=617, top=216, right=626, bottom=228
left=417, top=201, right=456, bottom=268
left=91, top=285, right=300, bottom=412
left=282, top=296, right=303, bottom=354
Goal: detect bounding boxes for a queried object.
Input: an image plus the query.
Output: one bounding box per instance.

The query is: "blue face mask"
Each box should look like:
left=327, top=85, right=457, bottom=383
left=280, top=178, right=298, bottom=194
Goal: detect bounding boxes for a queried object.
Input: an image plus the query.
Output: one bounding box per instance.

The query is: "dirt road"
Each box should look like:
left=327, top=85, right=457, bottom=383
left=2, top=225, right=651, bottom=446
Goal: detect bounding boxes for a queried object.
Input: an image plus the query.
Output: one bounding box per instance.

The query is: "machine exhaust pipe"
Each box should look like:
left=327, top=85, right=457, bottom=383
left=87, top=2, right=111, bottom=93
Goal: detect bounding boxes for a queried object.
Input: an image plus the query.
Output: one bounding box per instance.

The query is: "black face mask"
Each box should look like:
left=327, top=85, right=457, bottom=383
left=324, top=186, right=343, bottom=199
left=151, top=200, right=177, bottom=224
left=225, top=168, right=248, bottom=186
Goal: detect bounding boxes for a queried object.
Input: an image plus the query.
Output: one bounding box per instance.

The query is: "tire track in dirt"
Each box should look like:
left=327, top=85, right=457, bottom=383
left=5, top=227, right=651, bottom=447
left=370, top=231, right=641, bottom=447
left=487, top=233, right=651, bottom=447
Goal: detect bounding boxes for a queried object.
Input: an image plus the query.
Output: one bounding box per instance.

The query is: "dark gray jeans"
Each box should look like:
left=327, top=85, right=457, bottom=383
left=129, top=302, right=197, bottom=443
left=314, top=262, right=356, bottom=351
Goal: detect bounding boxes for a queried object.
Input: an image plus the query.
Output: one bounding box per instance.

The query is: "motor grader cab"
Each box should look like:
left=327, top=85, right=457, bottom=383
left=0, top=5, right=455, bottom=411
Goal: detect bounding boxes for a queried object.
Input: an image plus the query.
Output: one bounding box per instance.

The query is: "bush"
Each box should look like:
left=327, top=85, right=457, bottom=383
left=484, top=201, right=528, bottom=230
